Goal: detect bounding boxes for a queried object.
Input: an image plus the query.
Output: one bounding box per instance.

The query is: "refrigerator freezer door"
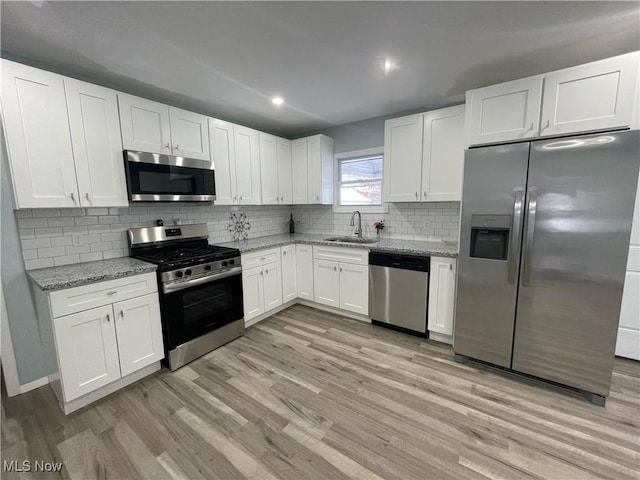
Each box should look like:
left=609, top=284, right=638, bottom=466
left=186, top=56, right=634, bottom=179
left=512, top=130, right=640, bottom=396
left=454, top=143, right=529, bottom=367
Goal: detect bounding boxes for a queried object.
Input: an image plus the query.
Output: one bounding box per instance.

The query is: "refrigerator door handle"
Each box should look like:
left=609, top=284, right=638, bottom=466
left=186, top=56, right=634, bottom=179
left=521, top=186, right=538, bottom=287
left=509, top=188, right=525, bottom=285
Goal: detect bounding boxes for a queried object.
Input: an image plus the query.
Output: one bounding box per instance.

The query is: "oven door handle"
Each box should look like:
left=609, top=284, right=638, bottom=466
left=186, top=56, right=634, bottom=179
left=163, top=266, right=242, bottom=294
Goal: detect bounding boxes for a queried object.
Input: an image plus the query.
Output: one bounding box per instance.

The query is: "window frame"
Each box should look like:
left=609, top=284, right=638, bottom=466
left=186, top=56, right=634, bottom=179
left=333, top=147, right=388, bottom=213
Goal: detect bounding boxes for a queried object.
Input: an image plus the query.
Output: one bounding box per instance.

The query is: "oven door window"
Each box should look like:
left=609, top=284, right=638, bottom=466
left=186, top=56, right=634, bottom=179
left=127, top=162, right=215, bottom=196
left=163, top=274, right=243, bottom=348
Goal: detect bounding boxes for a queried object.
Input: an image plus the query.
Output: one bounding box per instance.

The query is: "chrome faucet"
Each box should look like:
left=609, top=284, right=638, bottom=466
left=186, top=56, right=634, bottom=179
left=350, top=210, right=362, bottom=238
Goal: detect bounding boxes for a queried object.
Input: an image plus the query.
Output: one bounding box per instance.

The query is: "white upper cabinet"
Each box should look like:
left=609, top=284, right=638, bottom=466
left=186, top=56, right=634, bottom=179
left=259, top=133, right=280, bottom=204
left=292, top=138, right=309, bottom=204
left=384, top=113, right=424, bottom=202
left=1, top=60, right=79, bottom=208
left=119, top=93, right=209, bottom=161
left=421, top=105, right=465, bottom=202
left=466, top=76, right=543, bottom=146
left=307, top=135, right=334, bottom=204
left=277, top=137, right=293, bottom=204
left=118, top=94, right=172, bottom=154
left=168, top=107, right=210, bottom=160
left=65, top=79, right=128, bottom=207
left=539, top=52, right=640, bottom=137
left=208, top=118, right=236, bottom=205
left=233, top=125, right=261, bottom=204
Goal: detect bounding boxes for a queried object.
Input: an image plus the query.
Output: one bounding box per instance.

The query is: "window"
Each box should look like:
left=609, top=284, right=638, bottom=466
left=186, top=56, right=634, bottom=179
left=336, top=150, right=383, bottom=207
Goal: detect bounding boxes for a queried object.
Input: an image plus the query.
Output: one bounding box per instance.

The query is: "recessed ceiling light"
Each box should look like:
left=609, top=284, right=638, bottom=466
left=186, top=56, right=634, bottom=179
left=272, top=96, right=284, bottom=106
left=383, top=58, right=396, bottom=74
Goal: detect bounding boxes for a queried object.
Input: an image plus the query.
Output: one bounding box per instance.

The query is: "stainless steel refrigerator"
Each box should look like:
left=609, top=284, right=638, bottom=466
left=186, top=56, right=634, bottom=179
left=454, top=130, right=639, bottom=405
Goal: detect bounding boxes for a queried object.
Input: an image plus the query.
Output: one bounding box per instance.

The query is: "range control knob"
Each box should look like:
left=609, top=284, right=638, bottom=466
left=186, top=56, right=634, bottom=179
left=221, top=261, right=228, bottom=267
left=184, top=269, right=192, bottom=276
left=228, top=259, right=235, bottom=265
left=175, top=271, right=183, bottom=278
left=204, top=265, right=211, bottom=271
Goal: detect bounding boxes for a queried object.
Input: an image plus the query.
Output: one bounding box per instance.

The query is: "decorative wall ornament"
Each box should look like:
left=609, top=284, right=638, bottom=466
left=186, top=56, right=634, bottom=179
left=228, top=211, right=251, bottom=240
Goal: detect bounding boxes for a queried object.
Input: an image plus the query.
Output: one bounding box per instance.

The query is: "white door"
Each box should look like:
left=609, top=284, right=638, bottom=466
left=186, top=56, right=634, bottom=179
left=292, top=138, right=308, bottom=204
left=427, top=257, right=457, bottom=336
left=422, top=105, right=465, bottom=202
left=383, top=114, right=424, bottom=203
left=313, top=259, right=340, bottom=307
left=307, top=135, right=322, bottom=204
left=296, top=245, right=314, bottom=300
left=277, top=138, right=293, bottom=204
left=281, top=245, right=297, bottom=302
left=466, top=76, right=543, bottom=146
left=209, top=118, right=237, bottom=205
left=168, top=108, right=210, bottom=161
left=1, top=60, right=79, bottom=208
left=259, top=133, right=279, bottom=204
left=242, top=266, right=264, bottom=322
left=263, top=262, right=283, bottom=312
left=540, top=53, right=639, bottom=137
left=338, top=263, right=369, bottom=315
left=118, top=93, right=171, bottom=154
left=234, top=125, right=261, bottom=204
left=65, top=79, right=128, bottom=207
left=113, top=293, right=164, bottom=377
left=53, top=305, right=121, bottom=401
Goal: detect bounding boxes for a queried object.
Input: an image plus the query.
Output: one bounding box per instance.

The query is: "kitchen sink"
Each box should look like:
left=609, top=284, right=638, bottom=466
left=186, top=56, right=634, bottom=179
left=324, top=236, right=379, bottom=244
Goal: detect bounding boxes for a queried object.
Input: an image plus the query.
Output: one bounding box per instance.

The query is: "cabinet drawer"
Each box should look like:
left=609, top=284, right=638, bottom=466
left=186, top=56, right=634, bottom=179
left=50, top=272, right=158, bottom=318
left=242, top=247, right=282, bottom=269
left=313, top=245, right=369, bottom=265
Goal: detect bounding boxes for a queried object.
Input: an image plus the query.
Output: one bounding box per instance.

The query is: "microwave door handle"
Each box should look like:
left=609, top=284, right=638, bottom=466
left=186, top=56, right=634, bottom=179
left=521, top=187, right=538, bottom=287
left=508, top=188, right=525, bottom=285
left=163, top=266, right=242, bottom=294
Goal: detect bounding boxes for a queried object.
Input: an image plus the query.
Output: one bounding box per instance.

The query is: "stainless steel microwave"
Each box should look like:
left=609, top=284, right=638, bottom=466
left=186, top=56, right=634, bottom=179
left=124, top=151, right=216, bottom=202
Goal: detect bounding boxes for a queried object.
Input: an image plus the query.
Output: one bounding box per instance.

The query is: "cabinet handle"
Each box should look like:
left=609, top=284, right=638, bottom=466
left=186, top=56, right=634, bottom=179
left=85, top=193, right=90, bottom=200
left=540, top=119, right=550, bottom=133
left=423, top=192, right=427, bottom=198
left=239, top=196, right=243, bottom=201
left=283, top=251, right=287, bottom=255
left=174, top=144, right=180, bottom=151
left=165, top=143, right=171, bottom=150
left=233, top=196, right=237, bottom=201
left=316, top=195, right=320, bottom=201
left=450, top=264, right=453, bottom=270
left=106, top=314, right=110, bottom=322
left=265, top=269, right=269, bottom=275
left=334, top=266, right=337, bottom=271
left=70, top=192, right=75, bottom=202
left=260, top=271, right=263, bottom=276
left=120, top=310, right=124, bottom=318
left=340, top=267, right=343, bottom=272
left=107, top=290, right=117, bottom=296
left=415, top=192, right=418, bottom=198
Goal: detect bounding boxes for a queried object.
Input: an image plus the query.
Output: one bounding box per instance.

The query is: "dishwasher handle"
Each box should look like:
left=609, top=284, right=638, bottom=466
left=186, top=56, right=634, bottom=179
left=369, top=252, right=430, bottom=272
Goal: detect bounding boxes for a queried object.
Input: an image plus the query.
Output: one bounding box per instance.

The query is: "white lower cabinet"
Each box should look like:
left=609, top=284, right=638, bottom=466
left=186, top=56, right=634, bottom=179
left=242, top=266, right=265, bottom=320
left=296, top=244, right=314, bottom=300
left=281, top=245, right=297, bottom=302
left=313, top=259, right=340, bottom=308
left=241, top=248, right=283, bottom=323
left=263, top=262, right=283, bottom=311
left=36, top=273, right=164, bottom=413
left=338, top=263, right=369, bottom=315
left=427, top=257, right=457, bottom=336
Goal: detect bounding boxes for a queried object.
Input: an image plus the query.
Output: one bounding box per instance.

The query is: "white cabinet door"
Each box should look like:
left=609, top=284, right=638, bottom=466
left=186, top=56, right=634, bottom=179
left=540, top=52, right=639, bottom=137
left=263, top=262, right=283, bottom=312
left=259, top=133, right=280, bottom=205
left=65, top=79, right=128, bottom=207
left=307, top=135, right=322, bottom=204
left=234, top=125, right=261, bottom=205
left=296, top=244, right=314, bottom=300
left=427, top=257, right=457, bottom=336
left=53, top=305, right=121, bottom=401
left=422, top=105, right=465, bottom=202
left=168, top=108, right=210, bottom=161
left=313, top=259, right=339, bottom=307
left=277, top=138, right=293, bottom=204
left=209, top=118, right=236, bottom=205
left=466, top=76, right=543, bottom=146
left=113, top=293, right=164, bottom=377
left=292, top=138, right=308, bottom=204
left=338, top=263, right=369, bottom=315
left=384, top=114, right=424, bottom=203
left=1, top=60, right=78, bottom=208
left=118, top=94, right=171, bottom=154
left=281, top=245, right=297, bottom=302
left=242, top=266, right=264, bottom=322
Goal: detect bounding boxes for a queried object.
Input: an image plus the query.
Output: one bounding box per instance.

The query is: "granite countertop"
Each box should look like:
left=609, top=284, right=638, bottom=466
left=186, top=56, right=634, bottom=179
left=216, top=233, right=458, bottom=258
left=28, top=257, right=157, bottom=291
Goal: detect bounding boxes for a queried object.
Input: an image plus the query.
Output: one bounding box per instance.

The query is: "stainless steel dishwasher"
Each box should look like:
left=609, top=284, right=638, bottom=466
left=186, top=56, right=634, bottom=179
left=369, top=252, right=430, bottom=336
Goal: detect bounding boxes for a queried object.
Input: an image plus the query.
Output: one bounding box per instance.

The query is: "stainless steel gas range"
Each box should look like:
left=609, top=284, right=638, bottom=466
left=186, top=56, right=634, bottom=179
left=128, top=223, right=244, bottom=370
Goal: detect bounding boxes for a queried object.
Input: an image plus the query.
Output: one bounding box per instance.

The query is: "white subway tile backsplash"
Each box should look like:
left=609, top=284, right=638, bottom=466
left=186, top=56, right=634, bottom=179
left=17, top=218, right=48, bottom=228
left=47, top=217, right=75, bottom=228
left=25, top=258, right=54, bottom=270
left=37, top=246, right=66, bottom=258
left=75, top=216, right=99, bottom=226
left=86, top=207, right=109, bottom=215
left=22, top=238, right=51, bottom=249
left=103, top=248, right=126, bottom=259
left=51, top=237, right=73, bottom=247
left=80, top=252, right=103, bottom=262
left=54, top=254, right=80, bottom=266
left=35, top=227, right=63, bottom=238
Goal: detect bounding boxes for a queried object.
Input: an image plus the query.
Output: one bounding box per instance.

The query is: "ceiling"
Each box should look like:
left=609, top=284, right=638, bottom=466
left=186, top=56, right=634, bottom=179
left=2, top=2, right=639, bottom=138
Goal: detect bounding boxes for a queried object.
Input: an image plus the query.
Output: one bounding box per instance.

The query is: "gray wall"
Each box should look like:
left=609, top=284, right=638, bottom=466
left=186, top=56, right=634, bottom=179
left=1, top=125, right=55, bottom=385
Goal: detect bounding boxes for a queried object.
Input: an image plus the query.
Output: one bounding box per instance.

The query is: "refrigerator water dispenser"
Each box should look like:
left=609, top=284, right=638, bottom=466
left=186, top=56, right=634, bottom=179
left=469, top=215, right=511, bottom=260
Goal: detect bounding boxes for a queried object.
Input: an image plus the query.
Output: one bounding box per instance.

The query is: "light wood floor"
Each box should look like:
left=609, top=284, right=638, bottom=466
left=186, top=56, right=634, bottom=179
left=2, top=304, right=640, bottom=479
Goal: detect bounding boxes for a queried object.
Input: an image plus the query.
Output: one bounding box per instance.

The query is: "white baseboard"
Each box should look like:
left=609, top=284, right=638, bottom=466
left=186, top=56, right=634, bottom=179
left=245, top=299, right=298, bottom=328
left=296, top=299, right=371, bottom=323
left=19, top=375, right=49, bottom=394
left=428, top=331, right=453, bottom=345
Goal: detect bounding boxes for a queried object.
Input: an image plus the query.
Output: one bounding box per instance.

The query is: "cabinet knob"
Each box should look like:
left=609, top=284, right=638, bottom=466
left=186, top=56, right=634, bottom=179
left=334, top=266, right=337, bottom=271
left=316, top=196, right=320, bottom=201
left=70, top=192, right=75, bottom=202
left=423, top=192, right=427, bottom=198
left=283, top=251, right=286, bottom=255
left=260, top=271, right=263, bottom=276
left=106, top=314, right=110, bottom=322
left=415, top=192, right=418, bottom=198
left=174, top=144, right=180, bottom=151
left=120, top=310, right=124, bottom=318
left=340, top=267, right=343, bottom=272
left=281, top=196, right=284, bottom=202
left=239, top=196, right=243, bottom=201
left=165, top=143, right=171, bottom=150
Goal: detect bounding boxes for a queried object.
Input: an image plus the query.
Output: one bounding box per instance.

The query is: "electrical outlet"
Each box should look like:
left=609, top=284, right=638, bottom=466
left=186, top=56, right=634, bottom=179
left=71, top=233, right=83, bottom=247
